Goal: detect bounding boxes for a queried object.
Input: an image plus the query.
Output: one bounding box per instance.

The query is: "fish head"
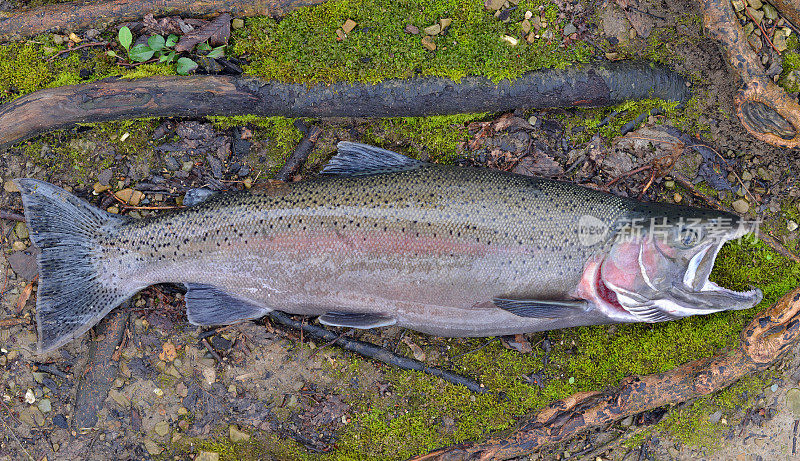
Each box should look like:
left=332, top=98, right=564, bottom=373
left=591, top=203, right=762, bottom=322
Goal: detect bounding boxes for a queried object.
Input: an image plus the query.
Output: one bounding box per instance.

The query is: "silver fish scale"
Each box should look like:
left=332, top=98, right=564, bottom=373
left=99, top=165, right=632, bottom=324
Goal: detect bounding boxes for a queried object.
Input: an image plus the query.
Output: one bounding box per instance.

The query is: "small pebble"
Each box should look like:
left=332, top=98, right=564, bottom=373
left=563, top=22, right=577, bottom=36
left=341, top=19, right=357, bottom=34
left=37, top=399, right=51, bottom=413
left=154, top=421, right=169, bottom=437
left=231, top=18, right=245, bottom=29
left=673, top=193, right=682, bottom=203
left=423, top=24, right=441, bottom=35
left=14, top=222, right=28, bottom=240
left=787, top=388, right=800, bottom=417
left=709, top=410, right=723, bottom=424
left=25, top=389, right=36, bottom=404
left=502, top=35, right=518, bottom=46
left=144, top=439, right=162, bottom=455
left=440, top=18, right=452, bottom=30
left=788, top=220, right=798, bottom=232
left=732, top=199, right=750, bottom=214
left=229, top=425, right=251, bottom=442
left=421, top=35, right=436, bottom=51
left=196, top=452, right=220, bottom=461
left=404, top=24, right=419, bottom=34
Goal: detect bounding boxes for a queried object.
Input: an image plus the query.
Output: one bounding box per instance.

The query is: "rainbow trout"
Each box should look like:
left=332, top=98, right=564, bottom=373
left=17, top=143, right=762, bottom=353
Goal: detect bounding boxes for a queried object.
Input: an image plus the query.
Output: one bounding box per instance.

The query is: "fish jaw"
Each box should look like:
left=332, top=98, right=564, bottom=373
left=574, top=229, right=762, bottom=324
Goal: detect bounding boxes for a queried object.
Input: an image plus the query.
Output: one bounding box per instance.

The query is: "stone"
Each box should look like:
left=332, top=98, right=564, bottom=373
left=25, top=388, right=36, bottom=404
left=229, top=425, right=251, bottom=442
left=165, top=156, right=181, bottom=171
left=788, top=220, right=798, bottom=232
left=12, top=241, right=26, bottom=251
left=3, top=180, right=19, bottom=193
left=788, top=388, right=800, bottom=417
left=231, top=18, right=245, bottom=29
left=748, top=33, right=762, bottom=52
left=521, top=19, right=531, bottom=34
left=144, top=439, right=162, bottom=455
left=115, top=188, right=144, bottom=206
left=37, top=399, right=51, bottom=413
left=196, top=452, right=220, bottom=461
left=93, top=182, right=110, bottom=194
left=421, top=35, right=436, bottom=51
left=202, top=367, right=216, bottom=385
left=709, top=410, right=723, bottom=424
left=774, top=30, right=788, bottom=52
left=732, top=0, right=745, bottom=10
left=404, top=24, right=419, bottom=34
left=747, top=0, right=762, bottom=9
left=732, top=199, right=750, bottom=214
left=98, top=169, right=113, bottom=185
left=335, top=28, right=346, bottom=40
left=563, top=22, right=577, bottom=36
left=440, top=18, right=452, bottom=30
left=502, top=35, right=518, bottom=46
left=14, top=222, right=28, bottom=240
left=341, top=19, right=357, bottom=34
left=108, top=389, right=130, bottom=407
left=747, top=7, right=764, bottom=24
left=424, top=24, right=441, bottom=35
left=154, top=421, right=169, bottom=437
left=485, top=0, right=505, bottom=10
left=52, top=34, right=64, bottom=45
left=763, top=2, right=778, bottom=19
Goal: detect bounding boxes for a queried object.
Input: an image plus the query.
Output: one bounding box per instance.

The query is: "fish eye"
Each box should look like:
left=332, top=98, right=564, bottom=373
left=675, top=227, right=703, bottom=248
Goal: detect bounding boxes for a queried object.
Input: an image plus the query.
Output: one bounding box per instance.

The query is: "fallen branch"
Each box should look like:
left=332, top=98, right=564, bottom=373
left=0, top=209, right=25, bottom=222
left=704, top=0, right=800, bottom=147
left=0, top=62, right=690, bottom=150
left=275, top=125, right=323, bottom=181
left=266, top=311, right=488, bottom=394
left=0, top=0, right=328, bottom=41
left=414, top=286, right=800, bottom=460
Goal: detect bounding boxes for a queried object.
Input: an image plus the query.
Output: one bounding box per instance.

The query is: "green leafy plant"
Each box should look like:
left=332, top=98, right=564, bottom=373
left=110, top=26, right=223, bottom=74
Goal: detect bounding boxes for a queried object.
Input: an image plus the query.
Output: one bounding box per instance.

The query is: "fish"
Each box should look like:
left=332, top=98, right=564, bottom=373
left=15, top=142, right=762, bottom=353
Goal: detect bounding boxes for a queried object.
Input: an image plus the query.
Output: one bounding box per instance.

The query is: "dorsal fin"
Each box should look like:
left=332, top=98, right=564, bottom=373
left=321, top=142, right=424, bottom=176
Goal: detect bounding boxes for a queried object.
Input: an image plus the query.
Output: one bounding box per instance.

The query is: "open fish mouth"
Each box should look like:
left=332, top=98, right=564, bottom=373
left=601, top=225, right=763, bottom=323
left=675, top=237, right=763, bottom=311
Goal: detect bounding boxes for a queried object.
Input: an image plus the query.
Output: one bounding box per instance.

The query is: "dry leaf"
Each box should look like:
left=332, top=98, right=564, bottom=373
left=175, top=13, right=231, bottom=52
left=159, top=341, right=178, bottom=361
left=512, top=154, right=564, bottom=177
left=401, top=337, right=426, bottom=361
left=15, top=278, right=35, bottom=315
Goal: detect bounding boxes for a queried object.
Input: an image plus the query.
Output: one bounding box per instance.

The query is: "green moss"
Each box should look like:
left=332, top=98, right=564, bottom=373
left=175, top=431, right=310, bottom=461
left=231, top=0, right=589, bottom=84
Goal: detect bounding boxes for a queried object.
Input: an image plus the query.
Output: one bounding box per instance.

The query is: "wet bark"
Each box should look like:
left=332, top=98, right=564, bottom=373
left=73, top=306, right=130, bottom=429
left=703, top=0, right=800, bottom=147
left=413, top=287, right=800, bottom=460
left=0, top=62, right=689, bottom=150
left=0, top=0, right=327, bottom=41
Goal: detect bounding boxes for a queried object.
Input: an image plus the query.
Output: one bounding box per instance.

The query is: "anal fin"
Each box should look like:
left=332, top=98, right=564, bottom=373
left=318, top=311, right=396, bottom=329
left=185, top=283, right=272, bottom=325
left=493, top=298, right=589, bottom=318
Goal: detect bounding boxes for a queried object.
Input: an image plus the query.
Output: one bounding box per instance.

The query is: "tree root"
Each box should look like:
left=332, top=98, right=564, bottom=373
left=703, top=0, right=800, bottom=147
left=0, top=0, right=327, bottom=41
left=0, top=61, right=689, bottom=150
left=412, top=286, right=800, bottom=460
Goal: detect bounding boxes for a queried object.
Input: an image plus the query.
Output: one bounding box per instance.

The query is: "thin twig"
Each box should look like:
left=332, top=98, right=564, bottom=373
left=0, top=399, right=35, bottom=461
left=105, top=190, right=183, bottom=210
left=267, top=311, right=488, bottom=394
left=46, top=41, right=108, bottom=62
left=201, top=337, right=223, bottom=363
left=308, top=328, right=350, bottom=359
left=745, top=9, right=781, bottom=54
left=0, top=318, right=25, bottom=328
left=116, top=57, right=159, bottom=68
left=275, top=125, right=323, bottom=182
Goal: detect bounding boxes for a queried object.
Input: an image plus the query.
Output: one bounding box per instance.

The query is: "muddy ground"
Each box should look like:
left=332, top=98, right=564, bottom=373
left=2, top=0, right=800, bottom=459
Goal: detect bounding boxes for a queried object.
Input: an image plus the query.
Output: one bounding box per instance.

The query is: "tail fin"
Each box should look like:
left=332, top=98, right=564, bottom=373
left=15, top=179, right=133, bottom=353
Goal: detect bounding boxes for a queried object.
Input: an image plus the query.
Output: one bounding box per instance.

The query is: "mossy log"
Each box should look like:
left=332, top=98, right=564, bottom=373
left=0, top=0, right=327, bottom=41
left=703, top=0, right=800, bottom=147
left=0, top=62, right=689, bottom=150
left=413, top=286, right=800, bottom=460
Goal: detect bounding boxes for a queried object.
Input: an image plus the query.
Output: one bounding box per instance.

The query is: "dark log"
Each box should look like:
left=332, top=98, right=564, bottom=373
left=73, top=306, right=130, bottom=429
left=413, top=286, right=800, bottom=460
left=0, top=62, right=690, bottom=150
left=703, top=0, right=800, bottom=147
left=266, top=311, right=488, bottom=394
left=0, top=0, right=327, bottom=41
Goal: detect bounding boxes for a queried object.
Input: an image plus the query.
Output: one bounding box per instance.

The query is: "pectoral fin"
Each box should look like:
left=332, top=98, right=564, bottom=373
left=493, top=298, right=589, bottom=318
left=184, top=283, right=272, bottom=325
left=318, top=311, right=396, bottom=329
